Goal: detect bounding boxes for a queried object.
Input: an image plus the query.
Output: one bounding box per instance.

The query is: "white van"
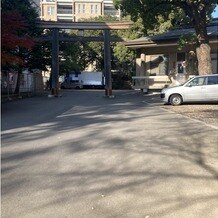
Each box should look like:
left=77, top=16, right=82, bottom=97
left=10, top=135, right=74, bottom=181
left=161, top=74, right=218, bottom=106
left=61, top=71, right=104, bottom=89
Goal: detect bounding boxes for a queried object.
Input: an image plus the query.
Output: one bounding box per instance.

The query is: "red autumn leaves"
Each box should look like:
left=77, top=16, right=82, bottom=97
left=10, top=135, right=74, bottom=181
left=2, top=11, right=35, bottom=66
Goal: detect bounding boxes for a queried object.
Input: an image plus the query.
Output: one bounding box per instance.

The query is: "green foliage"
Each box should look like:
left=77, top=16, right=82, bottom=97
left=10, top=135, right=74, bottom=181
left=54, top=15, right=148, bottom=79
left=2, top=0, right=40, bottom=37
left=114, top=0, right=216, bottom=75
left=60, top=16, right=141, bottom=74
left=178, top=33, right=198, bottom=51
left=79, top=14, right=118, bottom=22
left=112, top=70, right=132, bottom=89
left=58, top=15, right=145, bottom=88
left=28, top=41, right=52, bottom=71
left=61, top=9, right=208, bottom=87
left=113, top=0, right=216, bottom=35
left=59, top=33, right=84, bottom=74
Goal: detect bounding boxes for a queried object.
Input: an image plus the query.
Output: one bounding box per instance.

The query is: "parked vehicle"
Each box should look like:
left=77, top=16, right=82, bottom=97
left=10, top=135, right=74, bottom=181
left=61, top=71, right=104, bottom=89
left=161, top=74, right=218, bottom=106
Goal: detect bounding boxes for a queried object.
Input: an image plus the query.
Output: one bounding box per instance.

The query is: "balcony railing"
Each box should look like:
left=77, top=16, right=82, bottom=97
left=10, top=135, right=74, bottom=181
left=57, top=9, right=73, bottom=14
left=57, top=0, right=73, bottom=2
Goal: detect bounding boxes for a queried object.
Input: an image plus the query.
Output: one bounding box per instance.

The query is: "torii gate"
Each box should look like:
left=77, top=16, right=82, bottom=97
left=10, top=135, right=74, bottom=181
left=37, top=21, right=132, bottom=97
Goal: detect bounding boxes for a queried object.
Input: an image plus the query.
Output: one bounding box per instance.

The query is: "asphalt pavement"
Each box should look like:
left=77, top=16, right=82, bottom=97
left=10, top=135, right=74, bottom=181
left=1, top=90, right=218, bottom=218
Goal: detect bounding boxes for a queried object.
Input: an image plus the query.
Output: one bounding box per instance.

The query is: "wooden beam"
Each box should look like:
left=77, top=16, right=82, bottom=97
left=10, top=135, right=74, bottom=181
left=36, top=20, right=133, bottom=30
left=37, top=36, right=126, bottom=42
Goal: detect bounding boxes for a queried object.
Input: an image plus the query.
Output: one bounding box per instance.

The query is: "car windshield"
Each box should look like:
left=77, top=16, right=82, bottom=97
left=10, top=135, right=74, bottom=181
left=180, top=77, right=193, bottom=86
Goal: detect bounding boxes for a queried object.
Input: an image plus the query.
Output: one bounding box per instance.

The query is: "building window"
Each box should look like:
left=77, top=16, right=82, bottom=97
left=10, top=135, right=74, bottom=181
left=91, top=5, right=98, bottom=14
left=211, top=52, right=217, bottom=60
left=211, top=52, right=218, bottom=74
left=95, top=5, right=98, bottom=13
left=150, top=55, right=169, bottom=76
left=188, top=77, right=207, bottom=86
left=82, top=4, right=85, bottom=13
left=177, top=62, right=186, bottom=74
left=177, top=52, right=186, bottom=62
left=47, top=6, right=55, bottom=15
left=78, top=4, right=85, bottom=13
left=176, top=52, right=186, bottom=74
left=104, top=6, right=118, bottom=16
left=91, top=5, right=94, bottom=14
left=78, top=4, right=81, bottom=13
left=57, top=5, right=72, bottom=14
left=208, top=75, right=218, bottom=85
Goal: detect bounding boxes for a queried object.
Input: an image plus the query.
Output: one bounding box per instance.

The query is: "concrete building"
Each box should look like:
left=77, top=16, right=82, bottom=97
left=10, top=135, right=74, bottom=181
left=124, top=19, right=218, bottom=91
left=104, top=0, right=121, bottom=19
left=40, top=0, right=120, bottom=22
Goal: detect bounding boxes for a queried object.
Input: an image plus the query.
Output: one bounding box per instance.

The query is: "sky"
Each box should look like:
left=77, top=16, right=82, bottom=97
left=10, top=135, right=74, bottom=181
left=212, top=5, right=218, bottom=18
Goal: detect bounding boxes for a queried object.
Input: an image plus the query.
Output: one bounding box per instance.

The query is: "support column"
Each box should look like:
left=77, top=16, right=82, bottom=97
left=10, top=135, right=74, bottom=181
left=104, top=29, right=112, bottom=97
left=51, top=28, right=59, bottom=96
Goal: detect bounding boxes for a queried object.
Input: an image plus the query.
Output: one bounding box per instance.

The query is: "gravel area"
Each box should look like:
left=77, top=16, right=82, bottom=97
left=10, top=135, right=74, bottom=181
left=162, top=104, right=218, bottom=127
left=142, top=93, right=218, bottom=127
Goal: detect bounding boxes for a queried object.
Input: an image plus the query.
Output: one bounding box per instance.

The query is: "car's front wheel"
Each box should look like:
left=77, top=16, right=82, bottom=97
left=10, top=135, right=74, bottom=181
left=169, top=94, right=183, bottom=106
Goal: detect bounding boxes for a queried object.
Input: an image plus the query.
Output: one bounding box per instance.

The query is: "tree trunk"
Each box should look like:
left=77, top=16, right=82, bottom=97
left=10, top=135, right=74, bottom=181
left=14, top=69, right=22, bottom=95
left=196, top=43, right=212, bottom=75
left=186, top=51, right=198, bottom=76
left=190, top=3, right=212, bottom=75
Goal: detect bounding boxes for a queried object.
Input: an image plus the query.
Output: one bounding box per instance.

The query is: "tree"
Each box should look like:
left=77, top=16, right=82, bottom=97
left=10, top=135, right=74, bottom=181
left=1, top=0, right=48, bottom=94
left=1, top=0, right=40, bottom=66
left=56, top=14, right=175, bottom=88
left=1, top=11, right=35, bottom=66
left=114, top=0, right=216, bottom=75
left=57, top=16, right=145, bottom=88
left=59, top=33, right=83, bottom=74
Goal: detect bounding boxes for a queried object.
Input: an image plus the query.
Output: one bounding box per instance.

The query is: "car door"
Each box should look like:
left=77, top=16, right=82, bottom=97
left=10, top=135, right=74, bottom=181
left=182, top=77, right=207, bottom=101
left=205, top=75, right=218, bottom=101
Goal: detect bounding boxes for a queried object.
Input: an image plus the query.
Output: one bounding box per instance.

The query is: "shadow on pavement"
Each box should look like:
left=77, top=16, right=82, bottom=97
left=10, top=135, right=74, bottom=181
left=1, top=90, right=218, bottom=218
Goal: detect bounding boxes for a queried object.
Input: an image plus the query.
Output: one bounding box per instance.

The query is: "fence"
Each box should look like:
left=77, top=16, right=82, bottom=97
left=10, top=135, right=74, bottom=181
left=132, top=76, right=171, bottom=91
left=1, top=71, right=44, bottom=101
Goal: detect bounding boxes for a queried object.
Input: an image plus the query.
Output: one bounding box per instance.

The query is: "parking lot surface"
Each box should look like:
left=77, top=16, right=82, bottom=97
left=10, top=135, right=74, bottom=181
left=2, top=90, right=218, bottom=218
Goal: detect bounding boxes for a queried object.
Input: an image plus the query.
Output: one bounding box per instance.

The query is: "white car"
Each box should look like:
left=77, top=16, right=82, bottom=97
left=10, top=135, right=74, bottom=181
left=161, top=74, right=218, bottom=106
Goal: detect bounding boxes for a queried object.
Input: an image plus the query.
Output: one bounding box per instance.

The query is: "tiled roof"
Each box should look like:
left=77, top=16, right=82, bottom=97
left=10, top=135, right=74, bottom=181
left=128, top=20, right=218, bottom=43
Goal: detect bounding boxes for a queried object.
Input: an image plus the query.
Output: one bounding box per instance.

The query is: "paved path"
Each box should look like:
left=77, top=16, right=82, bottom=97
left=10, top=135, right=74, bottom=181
left=1, top=90, right=218, bottom=218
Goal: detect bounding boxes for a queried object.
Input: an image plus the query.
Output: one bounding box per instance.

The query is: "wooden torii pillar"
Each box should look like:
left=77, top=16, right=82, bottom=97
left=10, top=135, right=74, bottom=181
left=51, top=28, right=59, bottom=96
left=37, top=21, right=132, bottom=97
left=103, top=29, right=112, bottom=97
